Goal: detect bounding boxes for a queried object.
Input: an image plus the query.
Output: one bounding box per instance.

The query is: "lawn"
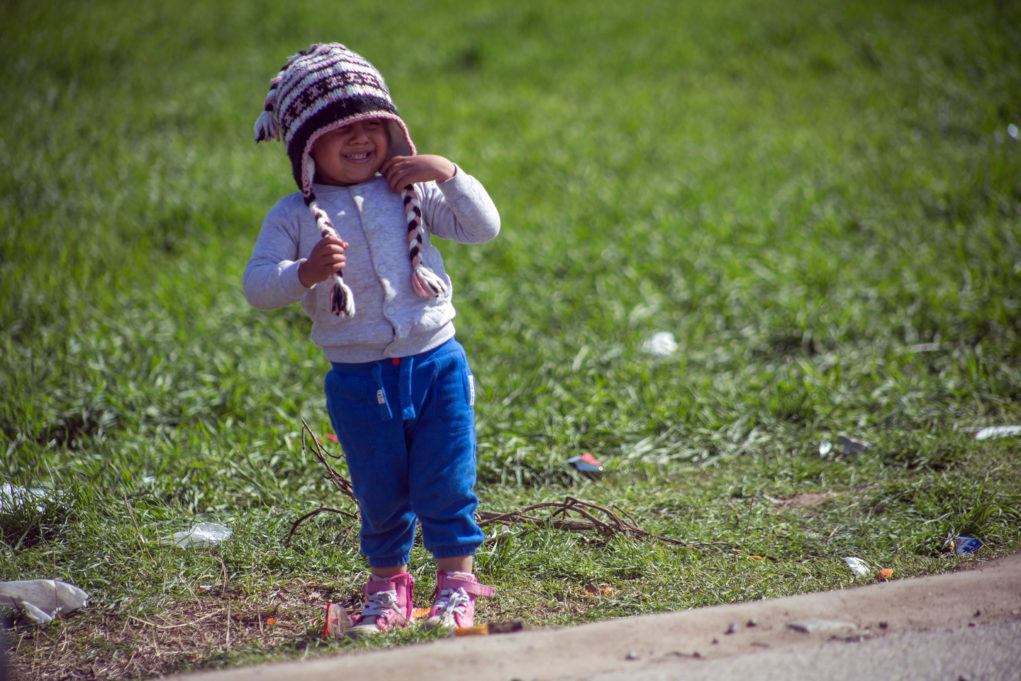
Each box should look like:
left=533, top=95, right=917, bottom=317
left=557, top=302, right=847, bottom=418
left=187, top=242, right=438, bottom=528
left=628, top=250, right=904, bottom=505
left=2, top=0, right=1020, bottom=678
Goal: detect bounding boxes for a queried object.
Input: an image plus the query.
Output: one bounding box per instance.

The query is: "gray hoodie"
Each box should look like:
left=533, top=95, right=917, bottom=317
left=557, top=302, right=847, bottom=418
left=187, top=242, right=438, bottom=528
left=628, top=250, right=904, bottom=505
left=243, top=168, right=499, bottom=363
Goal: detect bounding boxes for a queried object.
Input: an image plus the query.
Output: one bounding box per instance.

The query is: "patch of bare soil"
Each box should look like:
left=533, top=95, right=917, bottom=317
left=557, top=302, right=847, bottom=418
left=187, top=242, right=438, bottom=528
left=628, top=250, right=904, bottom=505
left=4, top=581, right=335, bottom=681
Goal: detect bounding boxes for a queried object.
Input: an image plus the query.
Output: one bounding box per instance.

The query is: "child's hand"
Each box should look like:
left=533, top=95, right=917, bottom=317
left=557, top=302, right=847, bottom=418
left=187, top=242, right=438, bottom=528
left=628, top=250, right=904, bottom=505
left=298, top=234, right=348, bottom=288
left=380, top=155, right=457, bottom=193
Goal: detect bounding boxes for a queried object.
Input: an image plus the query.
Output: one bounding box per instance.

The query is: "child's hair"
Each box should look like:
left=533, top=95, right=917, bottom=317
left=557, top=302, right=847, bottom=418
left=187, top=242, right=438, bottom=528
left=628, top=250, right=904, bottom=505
left=254, top=43, right=446, bottom=317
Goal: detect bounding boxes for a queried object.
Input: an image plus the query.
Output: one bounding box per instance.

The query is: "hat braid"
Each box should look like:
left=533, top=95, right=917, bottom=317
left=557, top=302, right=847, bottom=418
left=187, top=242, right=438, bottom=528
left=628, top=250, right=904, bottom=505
left=305, top=157, right=355, bottom=317
left=403, top=185, right=447, bottom=298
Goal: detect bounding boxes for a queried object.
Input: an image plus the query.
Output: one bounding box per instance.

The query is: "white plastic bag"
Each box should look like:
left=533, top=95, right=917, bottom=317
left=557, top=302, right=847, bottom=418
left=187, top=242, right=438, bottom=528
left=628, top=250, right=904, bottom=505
left=642, top=331, right=679, bottom=357
left=168, top=522, right=232, bottom=548
left=0, top=579, right=89, bottom=625
left=0, top=483, right=54, bottom=513
left=843, top=556, right=870, bottom=578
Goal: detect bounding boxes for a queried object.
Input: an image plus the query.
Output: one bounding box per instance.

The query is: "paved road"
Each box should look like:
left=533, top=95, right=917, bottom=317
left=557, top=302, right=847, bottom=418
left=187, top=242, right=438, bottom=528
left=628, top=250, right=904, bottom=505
left=173, top=552, right=1021, bottom=681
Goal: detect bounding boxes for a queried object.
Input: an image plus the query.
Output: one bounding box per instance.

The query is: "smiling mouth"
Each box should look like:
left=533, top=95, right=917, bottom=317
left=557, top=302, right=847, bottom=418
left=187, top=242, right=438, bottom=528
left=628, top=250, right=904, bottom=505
left=344, top=152, right=373, bottom=162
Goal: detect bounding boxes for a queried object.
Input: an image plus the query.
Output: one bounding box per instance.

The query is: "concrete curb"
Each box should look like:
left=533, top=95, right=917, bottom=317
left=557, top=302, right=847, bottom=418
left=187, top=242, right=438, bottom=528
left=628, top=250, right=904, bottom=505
left=170, top=552, right=1021, bottom=681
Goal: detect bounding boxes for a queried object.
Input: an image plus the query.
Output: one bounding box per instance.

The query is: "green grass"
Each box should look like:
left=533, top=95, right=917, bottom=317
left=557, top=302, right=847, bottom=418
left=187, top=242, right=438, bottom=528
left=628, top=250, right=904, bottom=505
left=2, top=0, right=1020, bottom=678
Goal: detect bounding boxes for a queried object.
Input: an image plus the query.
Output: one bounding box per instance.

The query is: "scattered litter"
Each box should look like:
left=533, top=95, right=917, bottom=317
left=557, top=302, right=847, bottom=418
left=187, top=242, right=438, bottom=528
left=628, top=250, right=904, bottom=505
left=0, top=483, right=54, bottom=513
left=838, top=435, right=869, bottom=455
left=265, top=618, right=278, bottom=625
left=788, top=620, right=857, bottom=634
left=955, top=536, right=985, bottom=555
left=876, top=568, right=894, bottom=581
left=844, top=556, right=871, bottom=578
left=583, top=583, right=617, bottom=596
left=168, top=522, right=232, bottom=548
left=198, top=584, right=213, bottom=592
left=454, top=620, right=525, bottom=637
left=0, top=580, right=89, bottom=625
left=725, top=622, right=738, bottom=634
left=488, top=526, right=515, bottom=542
left=642, top=331, right=678, bottom=357
left=324, top=433, right=339, bottom=443
left=322, top=602, right=353, bottom=638
left=819, top=435, right=869, bottom=458
left=975, top=425, right=1021, bottom=441
left=1008, top=124, right=1019, bottom=141
left=566, top=452, right=604, bottom=474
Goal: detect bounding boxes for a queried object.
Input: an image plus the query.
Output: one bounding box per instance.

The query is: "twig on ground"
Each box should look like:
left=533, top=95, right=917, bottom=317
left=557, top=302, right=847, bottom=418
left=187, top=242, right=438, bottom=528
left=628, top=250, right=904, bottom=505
left=290, top=421, right=723, bottom=550
left=282, top=506, right=358, bottom=546
left=477, top=496, right=728, bottom=549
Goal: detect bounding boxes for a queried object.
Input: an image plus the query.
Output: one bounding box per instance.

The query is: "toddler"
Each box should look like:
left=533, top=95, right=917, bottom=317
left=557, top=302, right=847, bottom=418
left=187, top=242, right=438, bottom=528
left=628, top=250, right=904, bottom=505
left=243, top=43, right=500, bottom=636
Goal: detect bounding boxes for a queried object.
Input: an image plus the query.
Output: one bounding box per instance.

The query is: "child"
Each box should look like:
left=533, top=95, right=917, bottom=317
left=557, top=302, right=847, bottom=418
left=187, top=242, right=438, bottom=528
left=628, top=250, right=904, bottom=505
left=243, top=43, right=500, bottom=636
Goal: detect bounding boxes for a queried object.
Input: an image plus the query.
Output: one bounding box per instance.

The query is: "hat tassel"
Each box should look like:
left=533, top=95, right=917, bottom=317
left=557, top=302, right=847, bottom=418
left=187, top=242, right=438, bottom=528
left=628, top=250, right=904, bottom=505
left=254, top=110, right=279, bottom=142
left=329, top=274, right=355, bottom=317
left=411, top=264, right=446, bottom=298
left=404, top=185, right=447, bottom=299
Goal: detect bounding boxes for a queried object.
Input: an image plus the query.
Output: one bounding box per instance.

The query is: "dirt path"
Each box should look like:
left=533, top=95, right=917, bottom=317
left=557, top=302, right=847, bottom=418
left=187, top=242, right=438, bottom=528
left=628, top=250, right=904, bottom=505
left=172, top=552, right=1021, bottom=681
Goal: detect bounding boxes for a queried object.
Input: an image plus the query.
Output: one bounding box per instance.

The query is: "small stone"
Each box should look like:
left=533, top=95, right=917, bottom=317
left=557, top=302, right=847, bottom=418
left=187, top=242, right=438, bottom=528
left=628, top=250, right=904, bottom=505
left=725, top=621, right=738, bottom=634
left=711, top=638, right=719, bottom=645
left=878, top=621, right=888, bottom=629
left=625, top=651, right=639, bottom=661
left=746, top=619, right=757, bottom=628
left=788, top=620, right=857, bottom=634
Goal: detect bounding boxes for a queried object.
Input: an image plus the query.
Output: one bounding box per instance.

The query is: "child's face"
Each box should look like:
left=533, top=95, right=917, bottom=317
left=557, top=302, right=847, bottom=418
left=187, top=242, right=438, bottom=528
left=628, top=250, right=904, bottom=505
left=311, top=119, right=390, bottom=186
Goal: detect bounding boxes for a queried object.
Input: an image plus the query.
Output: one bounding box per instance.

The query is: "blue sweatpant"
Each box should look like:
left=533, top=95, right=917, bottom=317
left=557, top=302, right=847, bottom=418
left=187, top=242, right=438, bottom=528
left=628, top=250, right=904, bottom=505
left=324, top=338, right=485, bottom=567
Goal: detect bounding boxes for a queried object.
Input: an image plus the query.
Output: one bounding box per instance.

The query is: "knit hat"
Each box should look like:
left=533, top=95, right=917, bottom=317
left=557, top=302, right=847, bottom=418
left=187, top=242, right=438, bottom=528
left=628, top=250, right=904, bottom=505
left=254, top=43, right=447, bottom=317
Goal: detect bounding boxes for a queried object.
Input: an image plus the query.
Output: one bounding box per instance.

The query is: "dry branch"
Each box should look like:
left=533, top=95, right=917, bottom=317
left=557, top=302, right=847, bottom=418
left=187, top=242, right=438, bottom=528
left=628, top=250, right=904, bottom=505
left=289, top=421, right=723, bottom=550
left=301, top=419, right=356, bottom=500
left=477, top=496, right=726, bottom=548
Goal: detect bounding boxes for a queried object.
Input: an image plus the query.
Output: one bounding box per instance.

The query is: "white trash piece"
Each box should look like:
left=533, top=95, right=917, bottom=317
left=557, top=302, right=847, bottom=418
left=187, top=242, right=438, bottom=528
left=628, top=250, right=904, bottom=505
left=843, top=556, right=871, bottom=578
left=0, top=579, right=89, bottom=625
left=642, top=331, right=678, bottom=357
left=168, top=522, right=232, bottom=548
left=975, top=425, right=1021, bottom=441
left=0, top=483, right=54, bottom=513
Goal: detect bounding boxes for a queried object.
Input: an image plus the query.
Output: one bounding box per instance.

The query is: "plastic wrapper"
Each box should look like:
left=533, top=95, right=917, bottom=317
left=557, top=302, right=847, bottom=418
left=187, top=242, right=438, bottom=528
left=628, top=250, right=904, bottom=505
left=0, top=579, right=89, bottom=625
left=843, top=556, right=870, bottom=577
left=642, top=331, right=679, bottom=357
left=168, top=522, right=232, bottom=548
left=322, top=602, right=353, bottom=638
left=975, top=425, right=1021, bottom=441
left=566, top=452, right=604, bottom=473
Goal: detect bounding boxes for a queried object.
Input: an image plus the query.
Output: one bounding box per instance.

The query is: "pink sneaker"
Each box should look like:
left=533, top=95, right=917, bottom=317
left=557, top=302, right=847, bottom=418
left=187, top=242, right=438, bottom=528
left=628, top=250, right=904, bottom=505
left=424, top=571, right=495, bottom=630
left=347, top=572, right=414, bottom=638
